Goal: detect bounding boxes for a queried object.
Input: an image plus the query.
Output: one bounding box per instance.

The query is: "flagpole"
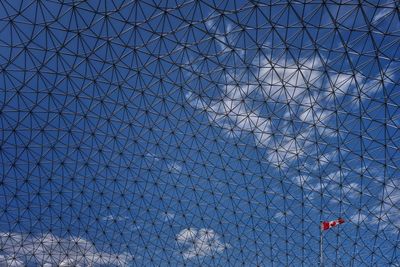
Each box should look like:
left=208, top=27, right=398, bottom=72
left=320, top=221, right=323, bottom=267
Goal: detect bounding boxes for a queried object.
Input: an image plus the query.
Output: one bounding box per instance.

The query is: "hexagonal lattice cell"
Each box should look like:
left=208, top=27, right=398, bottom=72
left=0, top=1, right=399, bottom=266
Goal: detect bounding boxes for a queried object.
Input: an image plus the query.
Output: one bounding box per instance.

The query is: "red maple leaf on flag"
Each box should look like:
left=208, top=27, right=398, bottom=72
left=321, top=218, right=345, bottom=231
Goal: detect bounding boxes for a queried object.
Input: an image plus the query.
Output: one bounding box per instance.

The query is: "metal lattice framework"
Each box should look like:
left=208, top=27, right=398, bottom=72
left=0, top=1, right=399, bottom=266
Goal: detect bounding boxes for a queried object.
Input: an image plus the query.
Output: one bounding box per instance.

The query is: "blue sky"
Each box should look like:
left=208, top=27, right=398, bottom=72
left=0, top=0, right=399, bottom=266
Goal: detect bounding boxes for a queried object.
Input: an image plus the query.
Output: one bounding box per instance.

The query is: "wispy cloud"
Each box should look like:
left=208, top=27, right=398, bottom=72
left=274, top=211, right=293, bottom=222
left=145, top=152, right=160, bottom=161
left=292, top=175, right=311, bottom=187
left=349, top=212, right=368, bottom=225
left=302, top=151, right=340, bottom=172
left=185, top=27, right=391, bottom=169
left=370, top=179, right=400, bottom=232
left=162, top=211, right=175, bottom=222
left=176, top=228, right=198, bottom=245
left=326, top=72, right=364, bottom=98
left=185, top=55, right=367, bottom=168
left=0, top=232, right=133, bottom=266
left=204, top=18, right=243, bottom=56
left=359, top=67, right=396, bottom=100
left=372, top=3, right=395, bottom=23
left=102, top=214, right=128, bottom=222
left=167, top=162, right=183, bottom=174
left=342, top=182, right=361, bottom=199
left=176, top=228, right=229, bottom=260
left=317, top=151, right=339, bottom=167
left=0, top=254, right=24, bottom=267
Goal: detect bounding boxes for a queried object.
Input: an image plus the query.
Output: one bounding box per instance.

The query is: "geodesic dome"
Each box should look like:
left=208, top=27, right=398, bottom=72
left=0, top=1, right=399, bottom=266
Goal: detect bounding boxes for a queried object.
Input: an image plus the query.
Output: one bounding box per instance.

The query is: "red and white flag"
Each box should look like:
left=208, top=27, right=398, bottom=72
left=321, top=218, right=345, bottom=231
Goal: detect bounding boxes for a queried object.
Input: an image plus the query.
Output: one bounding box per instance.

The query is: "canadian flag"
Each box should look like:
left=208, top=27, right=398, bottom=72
left=321, top=218, right=345, bottom=230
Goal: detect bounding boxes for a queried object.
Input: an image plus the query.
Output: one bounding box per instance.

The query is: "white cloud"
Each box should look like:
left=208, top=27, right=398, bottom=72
left=186, top=59, right=325, bottom=169
left=176, top=228, right=198, bottom=245
left=176, top=228, right=228, bottom=260
left=325, top=72, right=364, bottom=98
left=187, top=89, right=272, bottom=143
left=185, top=92, right=207, bottom=110
left=203, top=18, right=236, bottom=53
left=0, top=255, right=24, bottom=267
left=259, top=58, right=324, bottom=102
left=0, top=232, right=133, bottom=266
left=59, top=258, right=82, bottom=267
left=186, top=33, right=387, bottom=169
